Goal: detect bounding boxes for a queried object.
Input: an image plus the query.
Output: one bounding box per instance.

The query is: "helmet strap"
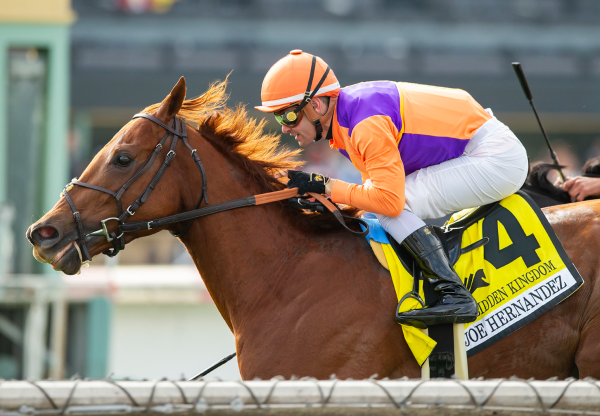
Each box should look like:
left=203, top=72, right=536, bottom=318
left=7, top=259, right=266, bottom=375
left=303, top=96, right=337, bottom=142
left=295, top=55, right=331, bottom=115
left=288, top=54, right=336, bottom=142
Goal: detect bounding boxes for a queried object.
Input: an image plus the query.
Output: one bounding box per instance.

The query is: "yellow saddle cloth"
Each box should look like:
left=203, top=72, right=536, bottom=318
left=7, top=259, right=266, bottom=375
left=370, top=240, right=436, bottom=366
left=367, top=192, right=583, bottom=365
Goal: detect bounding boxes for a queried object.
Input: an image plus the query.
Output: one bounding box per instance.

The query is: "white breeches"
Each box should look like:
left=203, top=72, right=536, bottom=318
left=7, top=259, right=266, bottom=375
left=374, top=115, right=529, bottom=243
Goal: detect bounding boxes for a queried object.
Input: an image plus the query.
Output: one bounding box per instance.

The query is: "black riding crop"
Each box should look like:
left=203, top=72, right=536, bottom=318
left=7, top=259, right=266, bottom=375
left=512, top=62, right=566, bottom=183
left=189, top=352, right=237, bottom=381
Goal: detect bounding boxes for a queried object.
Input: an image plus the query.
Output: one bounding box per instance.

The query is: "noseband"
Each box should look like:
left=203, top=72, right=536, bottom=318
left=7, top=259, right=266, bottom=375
left=61, top=113, right=369, bottom=265
left=62, top=113, right=209, bottom=261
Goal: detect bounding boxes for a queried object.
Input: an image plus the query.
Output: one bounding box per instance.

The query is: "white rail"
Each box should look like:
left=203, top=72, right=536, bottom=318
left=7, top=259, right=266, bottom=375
left=1, top=378, right=600, bottom=415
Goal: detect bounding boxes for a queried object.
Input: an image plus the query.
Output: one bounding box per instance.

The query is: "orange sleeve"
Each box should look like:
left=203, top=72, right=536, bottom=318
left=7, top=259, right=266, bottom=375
left=331, top=115, right=405, bottom=217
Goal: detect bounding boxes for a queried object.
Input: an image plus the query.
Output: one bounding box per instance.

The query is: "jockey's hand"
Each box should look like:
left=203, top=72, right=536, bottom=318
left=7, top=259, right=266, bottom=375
left=562, top=176, right=600, bottom=202
left=287, top=170, right=330, bottom=195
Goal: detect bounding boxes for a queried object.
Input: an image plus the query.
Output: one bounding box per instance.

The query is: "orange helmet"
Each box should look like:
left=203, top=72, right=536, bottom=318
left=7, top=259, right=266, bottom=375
left=255, top=50, right=340, bottom=113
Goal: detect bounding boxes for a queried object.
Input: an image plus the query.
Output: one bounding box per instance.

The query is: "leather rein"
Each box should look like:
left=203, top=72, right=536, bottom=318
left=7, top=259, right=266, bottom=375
left=61, top=113, right=368, bottom=264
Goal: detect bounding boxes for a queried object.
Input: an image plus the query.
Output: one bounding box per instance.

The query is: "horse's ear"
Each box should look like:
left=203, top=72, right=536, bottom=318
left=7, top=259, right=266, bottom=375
left=155, top=76, right=186, bottom=122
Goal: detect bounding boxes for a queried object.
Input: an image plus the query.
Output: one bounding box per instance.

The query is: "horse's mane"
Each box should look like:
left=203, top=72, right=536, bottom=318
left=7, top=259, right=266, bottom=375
left=525, top=157, right=600, bottom=206
left=582, top=157, right=600, bottom=175
left=142, top=79, right=361, bottom=234
left=525, top=163, right=571, bottom=204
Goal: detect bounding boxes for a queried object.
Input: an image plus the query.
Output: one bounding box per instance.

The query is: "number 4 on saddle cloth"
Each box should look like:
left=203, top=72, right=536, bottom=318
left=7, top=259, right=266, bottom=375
left=362, top=190, right=583, bottom=367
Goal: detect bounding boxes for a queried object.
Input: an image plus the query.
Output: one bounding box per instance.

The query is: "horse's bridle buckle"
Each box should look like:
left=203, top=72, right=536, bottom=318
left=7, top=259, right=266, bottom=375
left=87, top=217, right=123, bottom=243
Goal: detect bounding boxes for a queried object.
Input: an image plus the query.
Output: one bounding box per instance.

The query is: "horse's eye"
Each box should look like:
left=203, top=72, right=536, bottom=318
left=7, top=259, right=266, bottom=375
left=116, top=155, right=132, bottom=166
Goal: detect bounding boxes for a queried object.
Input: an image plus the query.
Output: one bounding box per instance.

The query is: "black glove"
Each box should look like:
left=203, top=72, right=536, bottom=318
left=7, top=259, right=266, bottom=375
left=287, top=170, right=329, bottom=194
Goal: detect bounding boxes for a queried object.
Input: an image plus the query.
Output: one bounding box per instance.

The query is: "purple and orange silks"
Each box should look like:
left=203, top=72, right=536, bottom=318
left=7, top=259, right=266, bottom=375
left=330, top=81, right=491, bottom=217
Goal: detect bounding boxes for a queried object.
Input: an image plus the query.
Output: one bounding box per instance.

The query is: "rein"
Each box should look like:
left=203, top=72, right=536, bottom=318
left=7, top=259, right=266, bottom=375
left=119, top=188, right=368, bottom=236
left=61, top=114, right=368, bottom=264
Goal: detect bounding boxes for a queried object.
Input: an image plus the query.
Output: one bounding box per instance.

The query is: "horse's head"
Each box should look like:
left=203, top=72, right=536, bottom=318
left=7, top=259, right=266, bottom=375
left=27, top=77, right=193, bottom=275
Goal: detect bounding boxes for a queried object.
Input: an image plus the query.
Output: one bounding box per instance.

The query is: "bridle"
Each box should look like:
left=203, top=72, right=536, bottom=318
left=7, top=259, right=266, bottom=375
left=61, top=112, right=368, bottom=265
left=62, top=113, right=208, bottom=262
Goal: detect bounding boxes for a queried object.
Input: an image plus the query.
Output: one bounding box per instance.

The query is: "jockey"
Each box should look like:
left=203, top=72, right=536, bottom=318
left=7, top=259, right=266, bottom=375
left=255, top=50, right=528, bottom=329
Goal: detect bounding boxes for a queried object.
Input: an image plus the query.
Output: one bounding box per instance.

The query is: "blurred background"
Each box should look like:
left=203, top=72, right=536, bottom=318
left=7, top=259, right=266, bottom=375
left=0, top=0, right=599, bottom=381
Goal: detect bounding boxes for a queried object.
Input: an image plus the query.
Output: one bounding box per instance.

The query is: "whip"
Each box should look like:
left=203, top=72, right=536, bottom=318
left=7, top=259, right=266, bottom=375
left=189, top=352, right=237, bottom=381
left=512, top=62, right=566, bottom=183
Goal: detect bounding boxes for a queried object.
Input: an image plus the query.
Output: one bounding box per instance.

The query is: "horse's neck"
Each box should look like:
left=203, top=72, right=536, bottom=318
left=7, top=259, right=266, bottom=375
left=185, top=194, right=305, bottom=331
left=178, top=143, right=306, bottom=331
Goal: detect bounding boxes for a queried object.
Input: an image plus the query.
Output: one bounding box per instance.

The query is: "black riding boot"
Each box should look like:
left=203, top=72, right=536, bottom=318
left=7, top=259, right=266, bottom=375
left=396, top=225, right=477, bottom=329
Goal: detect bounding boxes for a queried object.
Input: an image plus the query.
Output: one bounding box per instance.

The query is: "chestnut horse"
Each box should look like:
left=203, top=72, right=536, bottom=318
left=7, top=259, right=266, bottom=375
left=28, top=78, right=600, bottom=380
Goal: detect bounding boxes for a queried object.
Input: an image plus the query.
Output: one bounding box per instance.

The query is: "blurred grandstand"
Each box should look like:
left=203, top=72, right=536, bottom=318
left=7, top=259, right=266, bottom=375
left=0, top=0, right=599, bottom=381
left=70, top=0, right=600, bottom=195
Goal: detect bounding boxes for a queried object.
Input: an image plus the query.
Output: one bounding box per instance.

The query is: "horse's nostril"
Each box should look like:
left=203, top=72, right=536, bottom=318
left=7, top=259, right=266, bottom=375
left=38, top=226, right=58, bottom=240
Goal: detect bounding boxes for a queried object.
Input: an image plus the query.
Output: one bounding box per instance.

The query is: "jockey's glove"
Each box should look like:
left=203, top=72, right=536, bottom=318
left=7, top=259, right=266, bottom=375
left=287, top=170, right=329, bottom=195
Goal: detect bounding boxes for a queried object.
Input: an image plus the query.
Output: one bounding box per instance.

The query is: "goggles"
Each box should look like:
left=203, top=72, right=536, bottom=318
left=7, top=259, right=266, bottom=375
left=274, top=106, right=303, bottom=127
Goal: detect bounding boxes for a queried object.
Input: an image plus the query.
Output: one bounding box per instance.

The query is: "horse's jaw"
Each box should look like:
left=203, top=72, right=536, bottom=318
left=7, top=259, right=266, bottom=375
left=51, top=242, right=87, bottom=275
left=30, top=238, right=84, bottom=275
